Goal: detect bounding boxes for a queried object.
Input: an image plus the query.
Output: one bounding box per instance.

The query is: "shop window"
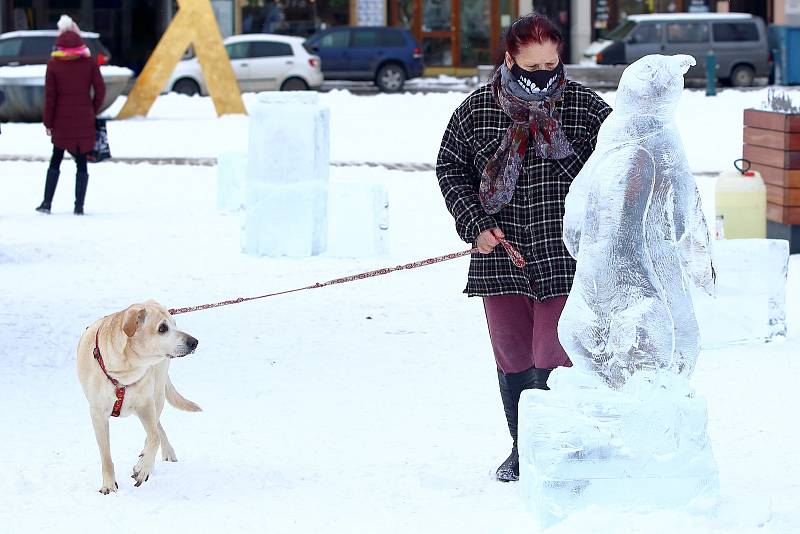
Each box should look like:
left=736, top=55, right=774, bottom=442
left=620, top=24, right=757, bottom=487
left=712, top=22, right=759, bottom=42
left=666, top=22, right=709, bottom=44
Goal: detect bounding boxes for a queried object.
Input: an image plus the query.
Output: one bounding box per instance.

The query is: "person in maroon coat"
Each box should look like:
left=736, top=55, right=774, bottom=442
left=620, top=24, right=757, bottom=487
left=36, top=16, right=105, bottom=215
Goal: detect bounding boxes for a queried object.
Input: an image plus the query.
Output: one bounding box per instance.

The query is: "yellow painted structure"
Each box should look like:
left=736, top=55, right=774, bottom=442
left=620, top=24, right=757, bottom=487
left=117, top=0, right=245, bottom=119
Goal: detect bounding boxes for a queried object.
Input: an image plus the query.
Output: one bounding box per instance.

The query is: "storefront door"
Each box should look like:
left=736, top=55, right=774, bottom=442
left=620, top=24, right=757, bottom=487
left=391, top=0, right=515, bottom=68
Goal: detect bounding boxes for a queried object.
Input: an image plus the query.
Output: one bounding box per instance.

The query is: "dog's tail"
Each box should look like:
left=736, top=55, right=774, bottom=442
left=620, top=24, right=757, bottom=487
left=166, top=376, right=202, bottom=412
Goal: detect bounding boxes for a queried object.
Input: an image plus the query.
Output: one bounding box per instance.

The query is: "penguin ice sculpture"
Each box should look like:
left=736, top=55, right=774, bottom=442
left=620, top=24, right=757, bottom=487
left=559, top=54, right=715, bottom=390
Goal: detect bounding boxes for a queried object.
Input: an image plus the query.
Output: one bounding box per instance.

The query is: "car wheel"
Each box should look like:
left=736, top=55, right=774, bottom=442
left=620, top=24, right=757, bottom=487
left=376, top=64, right=406, bottom=92
left=730, top=65, right=755, bottom=87
left=280, top=77, right=309, bottom=91
left=173, top=78, right=201, bottom=96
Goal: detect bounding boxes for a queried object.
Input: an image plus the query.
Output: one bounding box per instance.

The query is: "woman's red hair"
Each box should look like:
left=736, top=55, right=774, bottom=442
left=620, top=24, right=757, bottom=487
left=495, top=13, right=563, bottom=68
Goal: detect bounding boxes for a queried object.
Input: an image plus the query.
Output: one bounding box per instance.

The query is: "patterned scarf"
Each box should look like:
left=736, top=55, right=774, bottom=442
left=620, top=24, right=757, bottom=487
left=479, top=64, right=574, bottom=214
left=52, top=46, right=91, bottom=60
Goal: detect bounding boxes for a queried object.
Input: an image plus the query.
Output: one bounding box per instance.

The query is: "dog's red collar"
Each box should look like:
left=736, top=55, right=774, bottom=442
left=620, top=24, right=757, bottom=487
left=93, top=329, right=127, bottom=417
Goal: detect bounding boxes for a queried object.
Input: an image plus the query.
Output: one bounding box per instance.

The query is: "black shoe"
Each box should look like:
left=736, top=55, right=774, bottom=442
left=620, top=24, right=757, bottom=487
left=496, top=446, right=519, bottom=482
left=73, top=206, right=84, bottom=215
left=35, top=203, right=51, bottom=214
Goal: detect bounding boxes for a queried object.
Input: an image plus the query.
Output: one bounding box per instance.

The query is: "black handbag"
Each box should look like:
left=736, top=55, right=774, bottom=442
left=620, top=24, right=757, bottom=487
left=88, top=118, right=111, bottom=163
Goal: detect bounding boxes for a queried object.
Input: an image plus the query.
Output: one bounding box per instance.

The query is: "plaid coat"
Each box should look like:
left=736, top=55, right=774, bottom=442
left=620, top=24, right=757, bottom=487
left=436, top=80, right=612, bottom=300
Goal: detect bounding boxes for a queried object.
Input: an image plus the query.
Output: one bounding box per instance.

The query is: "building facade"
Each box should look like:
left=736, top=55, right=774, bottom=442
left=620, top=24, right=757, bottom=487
left=1, top=0, right=797, bottom=70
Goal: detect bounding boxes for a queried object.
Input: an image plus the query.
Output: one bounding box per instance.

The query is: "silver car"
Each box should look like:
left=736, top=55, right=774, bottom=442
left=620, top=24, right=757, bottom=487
left=583, top=13, right=771, bottom=87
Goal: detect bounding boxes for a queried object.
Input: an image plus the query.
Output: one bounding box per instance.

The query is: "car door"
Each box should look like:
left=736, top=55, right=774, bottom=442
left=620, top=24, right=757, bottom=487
left=624, top=22, right=665, bottom=63
left=312, top=29, right=350, bottom=78
left=349, top=29, right=380, bottom=78
left=0, top=37, right=23, bottom=66
left=664, top=21, right=710, bottom=78
left=245, top=40, right=295, bottom=91
left=225, top=41, right=252, bottom=92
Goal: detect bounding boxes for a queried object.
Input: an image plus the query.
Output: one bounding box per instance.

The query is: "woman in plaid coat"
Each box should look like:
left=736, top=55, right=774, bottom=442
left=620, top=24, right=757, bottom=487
left=436, top=13, right=611, bottom=482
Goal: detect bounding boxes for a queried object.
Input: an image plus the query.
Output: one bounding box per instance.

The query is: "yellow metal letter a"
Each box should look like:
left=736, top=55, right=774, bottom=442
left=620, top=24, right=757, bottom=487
left=117, top=0, right=245, bottom=119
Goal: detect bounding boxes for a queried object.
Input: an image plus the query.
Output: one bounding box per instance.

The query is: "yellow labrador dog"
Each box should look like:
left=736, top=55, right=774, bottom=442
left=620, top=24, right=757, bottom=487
left=77, top=299, right=201, bottom=494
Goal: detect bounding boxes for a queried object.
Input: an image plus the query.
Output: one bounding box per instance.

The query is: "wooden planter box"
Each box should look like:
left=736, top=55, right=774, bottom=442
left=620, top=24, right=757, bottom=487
left=743, top=108, right=800, bottom=226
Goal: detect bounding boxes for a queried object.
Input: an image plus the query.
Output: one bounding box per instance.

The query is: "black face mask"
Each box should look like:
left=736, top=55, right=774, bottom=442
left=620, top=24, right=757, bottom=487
left=509, top=60, right=563, bottom=94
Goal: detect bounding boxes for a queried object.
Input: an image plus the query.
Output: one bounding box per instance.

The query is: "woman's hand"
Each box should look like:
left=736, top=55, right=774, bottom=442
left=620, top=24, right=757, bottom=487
left=45, top=128, right=52, bottom=137
left=476, top=228, right=505, bottom=254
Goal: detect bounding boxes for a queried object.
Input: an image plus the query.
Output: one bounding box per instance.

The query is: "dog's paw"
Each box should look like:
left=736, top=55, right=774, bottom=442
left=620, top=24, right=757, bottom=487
left=161, top=444, right=178, bottom=462
left=132, top=460, right=152, bottom=488
left=99, top=481, right=118, bottom=495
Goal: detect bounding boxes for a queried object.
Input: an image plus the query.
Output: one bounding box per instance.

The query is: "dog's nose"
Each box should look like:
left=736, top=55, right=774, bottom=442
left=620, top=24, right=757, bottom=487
left=186, top=336, right=198, bottom=351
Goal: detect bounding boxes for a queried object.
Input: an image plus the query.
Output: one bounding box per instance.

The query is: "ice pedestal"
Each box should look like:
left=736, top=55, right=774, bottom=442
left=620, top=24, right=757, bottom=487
left=327, top=177, right=389, bottom=257
left=242, top=92, right=329, bottom=257
left=519, top=373, right=719, bottom=528
left=217, top=152, right=248, bottom=212
left=693, top=238, right=789, bottom=348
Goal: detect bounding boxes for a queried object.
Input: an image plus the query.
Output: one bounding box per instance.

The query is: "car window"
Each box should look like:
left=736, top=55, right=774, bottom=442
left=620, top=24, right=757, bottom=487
left=713, top=22, right=759, bottom=42
left=248, top=41, right=293, bottom=58
left=0, top=37, right=22, bottom=57
left=352, top=31, right=379, bottom=47
left=378, top=31, right=406, bottom=47
left=226, top=42, right=249, bottom=60
left=320, top=31, right=349, bottom=48
left=606, top=20, right=636, bottom=40
left=22, top=36, right=55, bottom=57
left=666, top=22, right=709, bottom=43
left=628, top=23, right=663, bottom=44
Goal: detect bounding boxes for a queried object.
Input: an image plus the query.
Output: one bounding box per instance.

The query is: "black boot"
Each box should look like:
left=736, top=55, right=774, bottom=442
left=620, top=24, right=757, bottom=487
left=35, top=168, right=60, bottom=213
left=495, top=367, right=554, bottom=481
left=74, top=172, right=88, bottom=215
left=496, top=367, right=537, bottom=482
left=532, top=368, right=553, bottom=391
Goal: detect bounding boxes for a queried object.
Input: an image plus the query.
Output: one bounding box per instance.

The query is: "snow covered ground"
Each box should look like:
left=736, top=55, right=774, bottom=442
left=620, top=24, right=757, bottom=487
left=2, top=86, right=799, bottom=172
left=1, top=86, right=799, bottom=533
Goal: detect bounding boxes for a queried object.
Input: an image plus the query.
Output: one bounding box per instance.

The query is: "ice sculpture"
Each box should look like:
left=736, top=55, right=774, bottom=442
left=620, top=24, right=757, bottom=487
left=560, top=54, right=715, bottom=389
left=242, top=92, right=329, bottom=257
left=518, top=56, right=720, bottom=528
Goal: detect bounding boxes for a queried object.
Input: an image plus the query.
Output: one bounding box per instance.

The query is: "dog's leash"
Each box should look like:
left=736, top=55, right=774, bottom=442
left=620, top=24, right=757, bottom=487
left=168, top=238, right=526, bottom=316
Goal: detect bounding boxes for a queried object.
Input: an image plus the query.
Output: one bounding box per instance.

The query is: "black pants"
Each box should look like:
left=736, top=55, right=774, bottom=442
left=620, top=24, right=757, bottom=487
left=49, top=146, right=88, bottom=174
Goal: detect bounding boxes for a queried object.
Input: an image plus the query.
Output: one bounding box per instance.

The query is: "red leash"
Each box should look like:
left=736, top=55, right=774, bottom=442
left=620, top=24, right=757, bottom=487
left=168, top=238, right=526, bottom=316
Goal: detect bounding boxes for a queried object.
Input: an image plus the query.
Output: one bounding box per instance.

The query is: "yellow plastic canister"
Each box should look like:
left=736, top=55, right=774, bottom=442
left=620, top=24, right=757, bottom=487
left=714, top=166, right=766, bottom=239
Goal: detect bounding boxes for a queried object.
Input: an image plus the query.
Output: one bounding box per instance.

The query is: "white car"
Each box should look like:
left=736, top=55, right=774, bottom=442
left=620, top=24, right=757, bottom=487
left=165, top=34, right=323, bottom=95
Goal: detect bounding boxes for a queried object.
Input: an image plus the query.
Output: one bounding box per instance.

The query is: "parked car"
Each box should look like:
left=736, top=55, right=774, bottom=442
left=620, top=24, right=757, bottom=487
left=166, top=34, right=322, bottom=95
left=583, top=13, right=771, bottom=86
left=0, top=30, right=112, bottom=67
left=305, top=27, right=424, bottom=92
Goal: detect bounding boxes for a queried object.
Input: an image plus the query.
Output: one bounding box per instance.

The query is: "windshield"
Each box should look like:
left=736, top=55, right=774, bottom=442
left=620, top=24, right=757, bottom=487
left=606, top=20, right=636, bottom=40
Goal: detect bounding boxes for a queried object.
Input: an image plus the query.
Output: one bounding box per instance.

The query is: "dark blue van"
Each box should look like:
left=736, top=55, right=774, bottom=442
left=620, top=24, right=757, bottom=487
left=306, top=27, right=424, bottom=92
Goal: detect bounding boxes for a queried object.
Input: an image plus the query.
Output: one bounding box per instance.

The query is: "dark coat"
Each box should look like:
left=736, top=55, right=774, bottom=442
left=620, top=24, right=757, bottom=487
left=436, top=81, right=612, bottom=300
left=43, top=37, right=105, bottom=154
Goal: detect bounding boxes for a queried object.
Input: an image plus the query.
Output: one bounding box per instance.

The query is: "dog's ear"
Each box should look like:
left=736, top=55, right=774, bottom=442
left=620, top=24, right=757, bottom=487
left=122, top=305, right=146, bottom=338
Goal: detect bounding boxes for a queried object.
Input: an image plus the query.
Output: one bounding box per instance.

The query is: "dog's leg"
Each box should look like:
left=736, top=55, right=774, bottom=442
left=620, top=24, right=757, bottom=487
left=132, top=401, right=160, bottom=487
left=158, top=422, right=177, bottom=461
left=90, top=407, right=117, bottom=494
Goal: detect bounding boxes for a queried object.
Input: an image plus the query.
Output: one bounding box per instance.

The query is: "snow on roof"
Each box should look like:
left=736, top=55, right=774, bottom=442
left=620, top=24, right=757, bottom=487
left=0, top=30, right=100, bottom=39
left=627, top=12, right=754, bottom=22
